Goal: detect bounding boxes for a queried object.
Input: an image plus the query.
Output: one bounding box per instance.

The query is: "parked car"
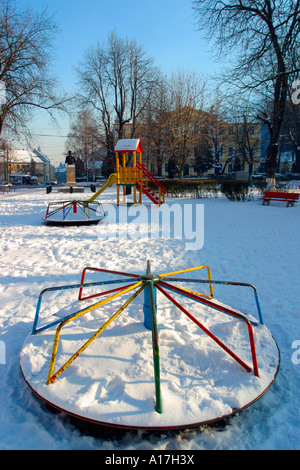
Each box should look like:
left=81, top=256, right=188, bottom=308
left=252, top=173, right=266, bottom=180
left=50, top=179, right=58, bottom=185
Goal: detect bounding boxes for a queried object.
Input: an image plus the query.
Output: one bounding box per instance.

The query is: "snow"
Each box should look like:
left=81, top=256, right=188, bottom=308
left=115, top=139, right=143, bottom=152
left=0, top=185, right=299, bottom=450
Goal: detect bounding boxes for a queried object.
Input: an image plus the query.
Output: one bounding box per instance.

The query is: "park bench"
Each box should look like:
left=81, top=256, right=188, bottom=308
left=0, top=184, right=15, bottom=194
left=262, top=191, right=299, bottom=207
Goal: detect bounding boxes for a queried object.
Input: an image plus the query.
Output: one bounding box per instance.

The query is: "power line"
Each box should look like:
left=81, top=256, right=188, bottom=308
left=31, top=133, right=70, bottom=138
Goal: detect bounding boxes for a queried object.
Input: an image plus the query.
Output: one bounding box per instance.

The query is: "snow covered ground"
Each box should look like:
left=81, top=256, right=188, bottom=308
left=0, top=185, right=299, bottom=450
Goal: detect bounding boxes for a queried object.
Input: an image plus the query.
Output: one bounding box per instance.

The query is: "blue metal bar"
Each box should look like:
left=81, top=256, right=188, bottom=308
left=162, top=277, right=263, bottom=325
left=63, top=202, right=73, bottom=220
left=32, top=278, right=138, bottom=334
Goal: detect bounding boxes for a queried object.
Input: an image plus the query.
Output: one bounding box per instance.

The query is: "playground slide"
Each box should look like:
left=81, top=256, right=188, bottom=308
left=87, top=173, right=117, bottom=202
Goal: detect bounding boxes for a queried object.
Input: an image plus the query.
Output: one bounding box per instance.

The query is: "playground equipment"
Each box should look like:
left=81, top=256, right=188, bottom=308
left=43, top=139, right=168, bottom=225
left=43, top=200, right=108, bottom=226
left=20, top=261, right=279, bottom=431
left=114, top=139, right=168, bottom=206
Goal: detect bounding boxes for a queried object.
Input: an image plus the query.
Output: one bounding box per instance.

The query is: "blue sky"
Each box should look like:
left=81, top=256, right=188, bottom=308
left=20, top=0, right=222, bottom=164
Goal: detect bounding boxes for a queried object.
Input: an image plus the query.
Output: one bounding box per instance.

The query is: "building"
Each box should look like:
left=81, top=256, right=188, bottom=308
left=33, top=147, right=54, bottom=182
left=0, top=147, right=54, bottom=183
left=128, top=110, right=262, bottom=179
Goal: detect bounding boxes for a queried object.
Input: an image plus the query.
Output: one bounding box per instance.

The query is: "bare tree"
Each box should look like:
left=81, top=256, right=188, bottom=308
left=282, top=79, right=300, bottom=173
left=139, top=74, right=170, bottom=173
left=193, top=0, right=300, bottom=188
left=77, top=31, right=158, bottom=169
left=0, top=138, right=11, bottom=181
left=65, top=110, right=102, bottom=180
left=163, top=70, right=206, bottom=179
left=0, top=0, right=68, bottom=141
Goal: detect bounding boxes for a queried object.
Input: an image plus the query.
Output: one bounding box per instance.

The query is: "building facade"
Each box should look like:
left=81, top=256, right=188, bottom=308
left=0, top=147, right=54, bottom=183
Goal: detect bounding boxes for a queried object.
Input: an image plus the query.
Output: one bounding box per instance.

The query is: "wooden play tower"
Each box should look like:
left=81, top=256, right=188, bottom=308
left=115, top=139, right=168, bottom=206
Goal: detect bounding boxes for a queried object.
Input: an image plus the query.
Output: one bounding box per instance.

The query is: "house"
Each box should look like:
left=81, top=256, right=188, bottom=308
left=33, top=147, right=54, bottom=182
left=0, top=148, right=54, bottom=183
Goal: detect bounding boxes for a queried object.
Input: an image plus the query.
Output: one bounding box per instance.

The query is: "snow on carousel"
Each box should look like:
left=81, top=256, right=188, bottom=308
left=20, top=261, right=280, bottom=431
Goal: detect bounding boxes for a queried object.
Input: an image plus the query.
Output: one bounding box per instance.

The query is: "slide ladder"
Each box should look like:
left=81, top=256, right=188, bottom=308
left=136, top=163, right=169, bottom=206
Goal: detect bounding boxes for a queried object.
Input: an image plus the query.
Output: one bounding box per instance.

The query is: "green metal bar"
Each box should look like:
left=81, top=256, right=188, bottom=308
left=149, top=278, right=162, bottom=414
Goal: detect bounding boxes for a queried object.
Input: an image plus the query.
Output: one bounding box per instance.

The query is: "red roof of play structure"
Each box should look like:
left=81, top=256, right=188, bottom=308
left=115, top=139, right=143, bottom=153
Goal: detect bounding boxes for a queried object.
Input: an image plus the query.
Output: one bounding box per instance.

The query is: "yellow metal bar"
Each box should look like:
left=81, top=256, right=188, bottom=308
left=47, top=284, right=146, bottom=384
left=87, top=173, right=117, bottom=202
left=77, top=202, right=90, bottom=217
left=160, top=265, right=214, bottom=298
left=116, top=151, right=119, bottom=172
left=172, top=284, right=212, bottom=299
left=46, top=280, right=142, bottom=384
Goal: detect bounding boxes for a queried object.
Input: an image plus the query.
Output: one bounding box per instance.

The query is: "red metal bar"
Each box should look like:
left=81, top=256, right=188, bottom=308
left=78, top=267, right=140, bottom=300
left=156, top=283, right=253, bottom=375
left=159, top=281, right=259, bottom=377
left=159, top=280, right=259, bottom=377
left=136, top=163, right=169, bottom=194
left=73, top=202, right=77, bottom=213
left=160, top=280, right=243, bottom=321
left=45, top=201, right=74, bottom=219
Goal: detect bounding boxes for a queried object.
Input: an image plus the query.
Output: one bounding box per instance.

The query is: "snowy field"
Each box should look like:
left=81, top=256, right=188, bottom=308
left=0, top=185, right=299, bottom=450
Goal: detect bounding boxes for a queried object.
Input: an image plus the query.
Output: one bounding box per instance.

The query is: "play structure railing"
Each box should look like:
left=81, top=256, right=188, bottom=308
left=136, top=163, right=169, bottom=205
left=119, top=167, right=139, bottom=184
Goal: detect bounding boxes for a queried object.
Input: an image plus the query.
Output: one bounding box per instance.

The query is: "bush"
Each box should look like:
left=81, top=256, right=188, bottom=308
left=148, top=179, right=218, bottom=198
left=252, top=180, right=267, bottom=194
left=220, top=180, right=251, bottom=201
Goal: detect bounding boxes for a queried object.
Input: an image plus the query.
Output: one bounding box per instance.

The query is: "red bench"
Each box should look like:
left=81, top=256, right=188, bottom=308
left=262, top=191, right=299, bottom=207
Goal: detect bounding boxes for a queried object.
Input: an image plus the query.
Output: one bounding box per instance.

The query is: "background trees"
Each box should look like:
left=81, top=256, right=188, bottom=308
left=192, top=0, right=300, bottom=188
left=65, top=110, right=102, bottom=180
left=140, top=70, right=207, bottom=179
left=162, top=70, right=206, bottom=179
left=77, top=31, right=159, bottom=170
left=0, top=0, right=68, bottom=141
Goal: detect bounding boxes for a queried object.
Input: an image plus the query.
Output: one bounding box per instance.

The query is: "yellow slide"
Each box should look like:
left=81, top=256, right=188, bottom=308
left=86, top=173, right=117, bottom=202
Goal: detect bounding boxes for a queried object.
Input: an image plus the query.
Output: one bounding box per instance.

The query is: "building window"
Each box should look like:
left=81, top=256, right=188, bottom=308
left=150, top=163, right=155, bottom=174
left=228, top=146, right=233, bottom=156
left=229, top=126, right=234, bottom=135
left=164, top=163, right=168, bottom=174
